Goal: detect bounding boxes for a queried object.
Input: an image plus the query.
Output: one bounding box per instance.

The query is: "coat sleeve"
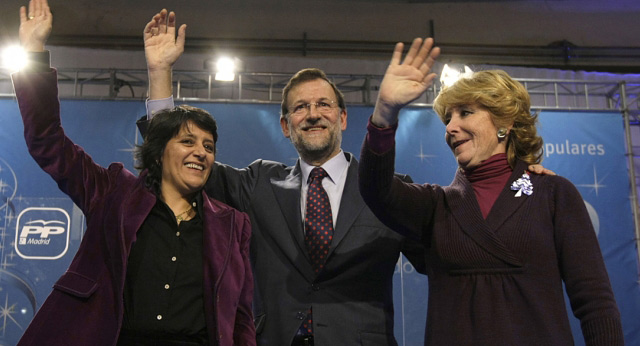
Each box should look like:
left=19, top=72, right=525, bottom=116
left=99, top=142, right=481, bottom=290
left=136, top=97, right=175, bottom=138
left=207, top=160, right=290, bottom=214
left=233, top=211, right=257, bottom=346
left=393, top=173, right=428, bottom=273
left=12, top=69, right=122, bottom=215
left=358, top=128, right=438, bottom=243
left=205, top=162, right=260, bottom=212
left=551, top=176, right=624, bottom=345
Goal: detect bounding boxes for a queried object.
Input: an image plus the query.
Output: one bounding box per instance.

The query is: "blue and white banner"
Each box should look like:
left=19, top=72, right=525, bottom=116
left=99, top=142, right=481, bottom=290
left=0, top=99, right=638, bottom=345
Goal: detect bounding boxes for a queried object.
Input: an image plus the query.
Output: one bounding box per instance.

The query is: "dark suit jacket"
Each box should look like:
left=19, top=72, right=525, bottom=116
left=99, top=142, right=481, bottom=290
left=14, top=69, right=256, bottom=346
left=207, top=154, right=425, bottom=346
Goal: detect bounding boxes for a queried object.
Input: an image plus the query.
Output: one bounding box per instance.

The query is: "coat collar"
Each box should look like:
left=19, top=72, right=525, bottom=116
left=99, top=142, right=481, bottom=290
left=120, top=172, right=156, bottom=256
left=485, top=161, right=533, bottom=231
left=201, top=190, right=235, bottom=290
left=444, top=160, right=532, bottom=267
left=119, top=172, right=234, bottom=288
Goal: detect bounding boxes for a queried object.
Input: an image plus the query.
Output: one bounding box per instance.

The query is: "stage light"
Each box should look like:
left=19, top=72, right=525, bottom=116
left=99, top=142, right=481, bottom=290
left=204, top=55, right=244, bottom=82
left=214, top=57, right=237, bottom=82
left=440, top=64, right=473, bottom=88
left=1, top=45, right=28, bottom=71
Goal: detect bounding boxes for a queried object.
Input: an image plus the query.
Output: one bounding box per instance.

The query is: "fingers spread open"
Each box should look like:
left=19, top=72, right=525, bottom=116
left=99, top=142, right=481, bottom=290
left=418, top=46, right=440, bottom=76
left=402, top=37, right=423, bottom=66
left=19, top=6, right=27, bottom=23
left=389, top=42, right=404, bottom=66
left=158, top=10, right=168, bottom=33
left=412, top=38, right=432, bottom=67
left=167, top=11, right=177, bottom=36
left=42, top=0, right=51, bottom=17
left=143, top=19, right=156, bottom=38
left=27, top=0, right=34, bottom=18
left=422, top=72, right=437, bottom=85
left=33, top=0, right=40, bottom=18
left=176, top=24, right=187, bottom=48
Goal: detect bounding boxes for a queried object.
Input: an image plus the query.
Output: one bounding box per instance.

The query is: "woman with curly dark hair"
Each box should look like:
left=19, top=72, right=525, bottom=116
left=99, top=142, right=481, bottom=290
left=13, top=1, right=254, bottom=345
left=359, top=38, right=623, bottom=345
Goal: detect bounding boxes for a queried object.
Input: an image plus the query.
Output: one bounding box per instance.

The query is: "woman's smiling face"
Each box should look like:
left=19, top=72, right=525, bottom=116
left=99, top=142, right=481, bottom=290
left=444, top=103, right=508, bottom=170
left=160, top=121, right=215, bottom=198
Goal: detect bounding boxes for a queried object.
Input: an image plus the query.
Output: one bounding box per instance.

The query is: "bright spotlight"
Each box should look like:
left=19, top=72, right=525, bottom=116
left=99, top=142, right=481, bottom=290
left=215, top=57, right=236, bottom=82
left=1, top=45, right=28, bottom=71
left=440, top=64, right=473, bottom=88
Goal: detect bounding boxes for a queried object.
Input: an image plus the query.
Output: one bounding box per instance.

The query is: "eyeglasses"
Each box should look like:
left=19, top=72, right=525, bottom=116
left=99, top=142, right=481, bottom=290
left=289, top=100, right=338, bottom=116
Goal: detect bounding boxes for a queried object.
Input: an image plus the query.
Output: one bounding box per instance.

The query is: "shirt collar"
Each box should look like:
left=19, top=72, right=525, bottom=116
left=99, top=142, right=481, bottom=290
left=300, top=150, right=348, bottom=185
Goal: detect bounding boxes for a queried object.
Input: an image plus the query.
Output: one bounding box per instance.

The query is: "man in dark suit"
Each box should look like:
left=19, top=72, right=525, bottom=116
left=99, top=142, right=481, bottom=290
left=141, top=10, right=431, bottom=346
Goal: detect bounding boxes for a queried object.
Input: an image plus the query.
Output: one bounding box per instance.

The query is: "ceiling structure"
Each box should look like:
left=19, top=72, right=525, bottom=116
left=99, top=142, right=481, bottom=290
left=1, top=0, right=639, bottom=72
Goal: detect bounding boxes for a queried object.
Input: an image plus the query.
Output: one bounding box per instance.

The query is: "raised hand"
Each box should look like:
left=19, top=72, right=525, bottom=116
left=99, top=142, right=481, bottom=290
left=144, top=9, right=186, bottom=99
left=372, top=38, right=440, bottom=127
left=144, top=9, right=186, bottom=72
left=19, top=0, right=53, bottom=52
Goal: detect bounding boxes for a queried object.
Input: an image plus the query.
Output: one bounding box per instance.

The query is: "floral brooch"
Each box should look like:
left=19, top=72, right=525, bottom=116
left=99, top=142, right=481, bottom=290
left=511, top=171, right=533, bottom=197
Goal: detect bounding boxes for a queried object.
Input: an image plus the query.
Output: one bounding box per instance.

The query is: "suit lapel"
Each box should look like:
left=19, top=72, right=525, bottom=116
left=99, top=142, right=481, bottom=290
left=329, top=155, right=364, bottom=258
left=270, top=163, right=316, bottom=279
left=269, top=154, right=366, bottom=278
left=446, top=170, right=523, bottom=267
left=486, top=161, right=532, bottom=231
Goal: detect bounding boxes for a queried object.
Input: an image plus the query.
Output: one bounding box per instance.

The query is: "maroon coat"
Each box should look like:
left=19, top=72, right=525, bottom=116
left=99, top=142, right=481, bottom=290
left=359, top=126, right=623, bottom=346
left=13, top=69, right=256, bottom=346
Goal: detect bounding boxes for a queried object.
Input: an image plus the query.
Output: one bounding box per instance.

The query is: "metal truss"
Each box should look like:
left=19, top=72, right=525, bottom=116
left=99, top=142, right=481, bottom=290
left=1, top=68, right=637, bottom=110
left=1, top=67, right=640, bottom=257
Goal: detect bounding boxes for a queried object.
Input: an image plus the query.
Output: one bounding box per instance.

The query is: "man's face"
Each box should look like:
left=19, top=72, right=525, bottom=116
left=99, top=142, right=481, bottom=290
left=280, top=79, right=347, bottom=165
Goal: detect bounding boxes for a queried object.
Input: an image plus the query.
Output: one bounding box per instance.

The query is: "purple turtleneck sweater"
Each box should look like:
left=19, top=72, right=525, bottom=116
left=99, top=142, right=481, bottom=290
left=463, top=153, right=512, bottom=219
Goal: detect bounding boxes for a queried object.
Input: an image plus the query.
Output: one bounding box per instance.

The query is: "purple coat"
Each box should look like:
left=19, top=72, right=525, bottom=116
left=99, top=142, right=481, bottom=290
left=359, top=128, right=624, bottom=346
left=13, top=69, right=256, bottom=346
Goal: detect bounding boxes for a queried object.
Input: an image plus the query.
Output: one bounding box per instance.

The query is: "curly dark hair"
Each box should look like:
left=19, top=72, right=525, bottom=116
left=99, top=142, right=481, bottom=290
left=135, top=105, right=218, bottom=196
left=281, top=68, right=346, bottom=119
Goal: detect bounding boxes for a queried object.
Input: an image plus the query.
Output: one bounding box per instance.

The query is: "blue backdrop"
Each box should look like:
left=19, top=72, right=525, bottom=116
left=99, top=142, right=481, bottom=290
left=0, top=99, right=638, bottom=345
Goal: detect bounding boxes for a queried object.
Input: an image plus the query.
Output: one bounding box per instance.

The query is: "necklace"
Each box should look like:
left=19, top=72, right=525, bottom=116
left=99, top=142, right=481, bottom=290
left=175, top=206, right=194, bottom=222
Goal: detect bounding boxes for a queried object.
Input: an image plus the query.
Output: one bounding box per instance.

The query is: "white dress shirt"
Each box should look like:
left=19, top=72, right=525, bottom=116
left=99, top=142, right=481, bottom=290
left=299, top=151, right=349, bottom=230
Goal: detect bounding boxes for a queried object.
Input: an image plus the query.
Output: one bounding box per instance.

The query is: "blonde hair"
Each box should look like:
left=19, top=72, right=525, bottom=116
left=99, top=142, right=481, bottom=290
left=433, top=70, right=543, bottom=167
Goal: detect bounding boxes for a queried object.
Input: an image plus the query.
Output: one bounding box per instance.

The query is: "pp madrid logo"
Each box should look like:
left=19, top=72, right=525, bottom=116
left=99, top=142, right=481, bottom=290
left=15, top=207, right=70, bottom=260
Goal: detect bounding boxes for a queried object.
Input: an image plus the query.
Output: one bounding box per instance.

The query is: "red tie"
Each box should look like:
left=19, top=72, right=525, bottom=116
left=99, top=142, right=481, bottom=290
left=298, top=167, right=333, bottom=338
left=304, top=167, right=334, bottom=274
